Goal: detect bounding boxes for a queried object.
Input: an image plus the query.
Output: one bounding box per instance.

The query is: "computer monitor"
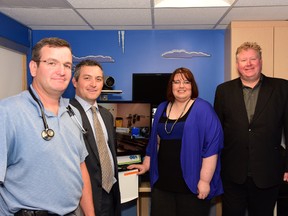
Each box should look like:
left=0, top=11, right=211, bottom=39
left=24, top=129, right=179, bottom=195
left=132, top=73, right=171, bottom=108
left=98, top=101, right=152, bottom=156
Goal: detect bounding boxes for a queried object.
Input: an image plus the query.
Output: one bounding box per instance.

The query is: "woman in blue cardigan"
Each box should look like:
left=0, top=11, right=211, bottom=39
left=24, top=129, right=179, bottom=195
left=128, top=67, right=223, bottom=216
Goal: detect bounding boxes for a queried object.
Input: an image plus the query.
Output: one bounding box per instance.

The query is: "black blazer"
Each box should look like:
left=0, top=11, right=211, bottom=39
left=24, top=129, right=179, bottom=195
left=70, top=98, right=121, bottom=216
left=214, top=74, right=288, bottom=188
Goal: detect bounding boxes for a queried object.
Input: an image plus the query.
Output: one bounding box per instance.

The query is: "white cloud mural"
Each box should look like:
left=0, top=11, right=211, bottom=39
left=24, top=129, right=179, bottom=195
left=73, top=55, right=115, bottom=63
left=162, top=49, right=211, bottom=59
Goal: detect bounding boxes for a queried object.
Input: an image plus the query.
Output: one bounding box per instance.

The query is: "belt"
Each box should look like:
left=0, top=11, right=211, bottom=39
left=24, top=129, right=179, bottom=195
left=15, top=209, right=76, bottom=216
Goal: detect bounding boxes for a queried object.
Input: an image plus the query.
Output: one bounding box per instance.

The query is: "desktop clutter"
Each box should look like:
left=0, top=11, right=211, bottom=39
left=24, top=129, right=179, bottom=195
left=115, top=113, right=150, bottom=138
left=114, top=112, right=150, bottom=155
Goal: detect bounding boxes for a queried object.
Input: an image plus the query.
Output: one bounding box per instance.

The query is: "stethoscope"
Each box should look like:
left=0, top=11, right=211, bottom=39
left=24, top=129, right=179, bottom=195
left=28, top=87, right=87, bottom=141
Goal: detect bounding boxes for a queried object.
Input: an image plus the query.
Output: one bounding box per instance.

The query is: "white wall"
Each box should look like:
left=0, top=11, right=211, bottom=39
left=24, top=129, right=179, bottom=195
left=0, top=46, right=25, bottom=99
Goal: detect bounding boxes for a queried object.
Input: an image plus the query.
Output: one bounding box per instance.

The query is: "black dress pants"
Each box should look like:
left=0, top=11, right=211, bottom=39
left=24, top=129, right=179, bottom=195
left=151, top=187, right=211, bottom=216
left=222, top=177, right=279, bottom=216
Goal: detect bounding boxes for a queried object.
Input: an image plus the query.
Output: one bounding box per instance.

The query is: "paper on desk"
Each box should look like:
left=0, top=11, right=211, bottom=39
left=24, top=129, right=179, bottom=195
left=118, top=169, right=139, bottom=203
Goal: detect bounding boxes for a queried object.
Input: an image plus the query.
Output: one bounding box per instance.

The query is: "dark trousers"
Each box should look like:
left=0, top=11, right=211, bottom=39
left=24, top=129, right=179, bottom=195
left=277, top=182, right=288, bottom=216
left=222, top=177, right=279, bottom=216
left=151, top=187, right=211, bottom=216
left=100, top=188, right=115, bottom=216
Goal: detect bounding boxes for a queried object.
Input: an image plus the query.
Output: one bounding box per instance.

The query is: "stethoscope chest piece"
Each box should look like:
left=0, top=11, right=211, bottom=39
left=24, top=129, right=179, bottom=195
left=29, top=87, right=56, bottom=141
left=41, top=128, right=55, bottom=141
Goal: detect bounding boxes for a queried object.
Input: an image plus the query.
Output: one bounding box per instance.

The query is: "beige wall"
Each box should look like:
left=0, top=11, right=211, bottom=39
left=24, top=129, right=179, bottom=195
left=0, top=46, right=26, bottom=99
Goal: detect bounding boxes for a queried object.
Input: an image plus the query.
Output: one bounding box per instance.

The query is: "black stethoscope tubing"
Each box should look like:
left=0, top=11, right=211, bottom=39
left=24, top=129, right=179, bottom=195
left=28, top=87, right=55, bottom=141
left=28, top=87, right=87, bottom=141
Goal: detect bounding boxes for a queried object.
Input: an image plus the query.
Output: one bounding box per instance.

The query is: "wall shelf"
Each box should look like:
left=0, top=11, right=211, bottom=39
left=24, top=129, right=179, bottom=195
left=101, top=90, right=122, bottom=94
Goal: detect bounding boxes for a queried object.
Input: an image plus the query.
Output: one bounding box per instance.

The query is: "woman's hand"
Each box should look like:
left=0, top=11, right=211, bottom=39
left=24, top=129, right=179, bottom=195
left=197, top=179, right=210, bottom=199
left=127, top=163, right=148, bottom=175
left=127, top=156, right=150, bottom=175
left=197, top=154, right=217, bottom=199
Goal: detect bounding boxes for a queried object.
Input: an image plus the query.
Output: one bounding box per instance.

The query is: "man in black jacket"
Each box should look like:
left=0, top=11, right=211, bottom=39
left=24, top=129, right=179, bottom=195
left=70, top=59, right=121, bottom=216
left=214, top=42, right=288, bottom=216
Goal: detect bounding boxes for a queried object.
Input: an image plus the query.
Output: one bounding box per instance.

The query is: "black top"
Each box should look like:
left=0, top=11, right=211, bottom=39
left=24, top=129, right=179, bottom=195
left=154, top=104, right=193, bottom=193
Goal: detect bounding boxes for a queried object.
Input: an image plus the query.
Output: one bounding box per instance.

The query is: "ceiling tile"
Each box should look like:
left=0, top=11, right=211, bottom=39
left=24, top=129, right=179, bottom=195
left=235, top=0, right=288, bottom=6
left=77, top=9, right=152, bottom=25
left=0, top=8, right=88, bottom=25
left=92, top=25, right=154, bottom=30
left=0, top=0, right=72, bottom=8
left=155, top=24, right=217, bottom=29
left=67, top=0, right=151, bottom=8
left=220, top=6, right=288, bottom=25
left=30, top=25, right=93, bottom=30
left=154, top=8, right=229, bottom=25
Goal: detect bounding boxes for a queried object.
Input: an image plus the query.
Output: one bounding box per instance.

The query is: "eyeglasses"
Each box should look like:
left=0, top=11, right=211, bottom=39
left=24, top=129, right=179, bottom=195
left=172, top=80, right=191, bottom=85
left=37, top=59, right=73, bottom=71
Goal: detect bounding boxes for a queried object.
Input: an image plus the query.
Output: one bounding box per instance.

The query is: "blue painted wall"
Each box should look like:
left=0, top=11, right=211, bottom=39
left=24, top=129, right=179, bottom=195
left=0, top=12, right=225, bottom=105
left=0, top=12, right=31, bottom=48
left=31, top=30, right=224, bottom=104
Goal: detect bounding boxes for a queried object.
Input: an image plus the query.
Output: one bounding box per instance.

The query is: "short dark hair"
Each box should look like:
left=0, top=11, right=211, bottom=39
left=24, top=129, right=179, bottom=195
left=31, top=37, right=72, bottom=64
left=73, top=59, right=103, bottom=81
left=166, top=67, right=199, bottom=103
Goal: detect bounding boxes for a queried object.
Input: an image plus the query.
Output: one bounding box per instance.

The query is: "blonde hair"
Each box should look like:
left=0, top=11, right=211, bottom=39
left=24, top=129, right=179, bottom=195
left=236, top=42, right=262, bottom=60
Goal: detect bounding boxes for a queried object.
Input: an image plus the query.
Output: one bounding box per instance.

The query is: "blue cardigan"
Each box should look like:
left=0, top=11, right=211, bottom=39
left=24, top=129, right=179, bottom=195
left=146, top=98, right=224, bottom=199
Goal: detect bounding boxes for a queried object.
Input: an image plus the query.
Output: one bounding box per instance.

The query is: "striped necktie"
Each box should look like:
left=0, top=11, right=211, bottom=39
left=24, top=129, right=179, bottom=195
left=91, top=106, right=114, bottom=193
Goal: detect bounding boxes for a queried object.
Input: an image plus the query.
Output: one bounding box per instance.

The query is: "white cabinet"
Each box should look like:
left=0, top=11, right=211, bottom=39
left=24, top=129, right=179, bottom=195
left=274, top=26, right=288, bottom=79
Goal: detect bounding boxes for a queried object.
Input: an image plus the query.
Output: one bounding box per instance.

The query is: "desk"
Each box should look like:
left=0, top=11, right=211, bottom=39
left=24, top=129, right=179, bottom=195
left=117, top=132, right=148, bottom=153
left=137, top=182, right=151, bottom=216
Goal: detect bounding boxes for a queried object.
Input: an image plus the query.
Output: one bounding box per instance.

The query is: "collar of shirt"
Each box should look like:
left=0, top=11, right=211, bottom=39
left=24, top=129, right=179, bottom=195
left=74, top=95, right=99, bottom=112
left=242, top=74, right=263, bottom=90
left=74, top=95, right=107, bottom=139
left=29, top=84, right=68, bottom=117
